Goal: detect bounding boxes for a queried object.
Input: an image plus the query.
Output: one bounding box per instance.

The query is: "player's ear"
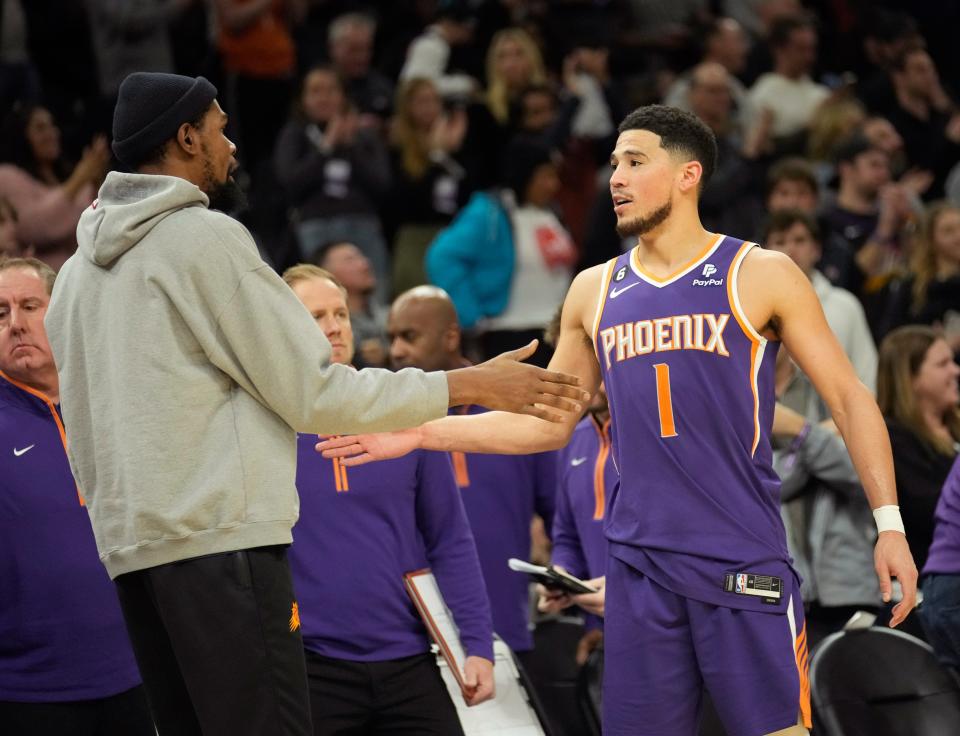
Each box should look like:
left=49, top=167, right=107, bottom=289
left=176, top=122, right=199, bottom=155
left=677, top=160, right=702, bottom=194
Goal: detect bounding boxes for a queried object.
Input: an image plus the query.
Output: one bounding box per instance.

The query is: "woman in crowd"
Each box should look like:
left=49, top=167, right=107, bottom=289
left=878, top=325, right=960, bottom=571
left=385, top=77, right=470, bottom=296
left=882, top=202, right=960, bottom=353
left=484, top=28, right=547, bottom=129
left=0, top=104, right=109, bottom=269
left=273, top=65, right=391, bottom=291
left=806, top=96, right=866, bottom=188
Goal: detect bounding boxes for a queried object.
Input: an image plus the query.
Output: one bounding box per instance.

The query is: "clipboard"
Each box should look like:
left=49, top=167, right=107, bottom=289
left=404, top=568, right=469, bottom=694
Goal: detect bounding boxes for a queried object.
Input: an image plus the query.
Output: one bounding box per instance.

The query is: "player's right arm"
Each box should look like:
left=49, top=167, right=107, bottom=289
left=318, top=266, right=606, bottom=463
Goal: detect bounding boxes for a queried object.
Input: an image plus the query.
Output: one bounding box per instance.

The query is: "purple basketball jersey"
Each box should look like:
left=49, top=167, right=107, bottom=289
left=592, top=234, right=797, bottom=612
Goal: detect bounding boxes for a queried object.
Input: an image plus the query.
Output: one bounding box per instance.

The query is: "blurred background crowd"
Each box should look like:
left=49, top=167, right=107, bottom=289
left=2, top=0, right=958, bottom=364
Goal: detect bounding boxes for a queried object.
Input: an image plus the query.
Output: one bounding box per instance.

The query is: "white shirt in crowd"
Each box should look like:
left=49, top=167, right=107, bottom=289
left=485, top=205, right=576, bottom=331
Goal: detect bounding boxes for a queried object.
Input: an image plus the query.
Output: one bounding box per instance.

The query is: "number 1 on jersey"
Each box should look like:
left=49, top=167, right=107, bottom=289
left=653, top=363, right=678, bottom=438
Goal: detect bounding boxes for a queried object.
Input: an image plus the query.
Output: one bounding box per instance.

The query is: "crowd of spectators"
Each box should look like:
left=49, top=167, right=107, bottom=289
left=3, top=0, right=960, bottom=691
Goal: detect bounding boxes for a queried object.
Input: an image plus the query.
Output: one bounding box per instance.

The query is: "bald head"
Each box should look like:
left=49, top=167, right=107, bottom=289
left=690, top=62, right=729, bottom=89
left=392, top=286, right=458, bottom=325
left=688, top=62, right=732, bottom=128
left=388, top=286, right=462, bottom=371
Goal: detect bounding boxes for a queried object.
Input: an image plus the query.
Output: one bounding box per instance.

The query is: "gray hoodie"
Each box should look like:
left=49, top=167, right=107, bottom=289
left=46, top=172, right=448, bottom=578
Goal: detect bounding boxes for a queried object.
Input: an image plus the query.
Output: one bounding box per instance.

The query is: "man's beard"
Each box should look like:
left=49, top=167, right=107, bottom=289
left=207, top=178, right=247, bottom=213
left=201, top=147, right=247, bottom=213
left=615, top=199, right=672, bottom=238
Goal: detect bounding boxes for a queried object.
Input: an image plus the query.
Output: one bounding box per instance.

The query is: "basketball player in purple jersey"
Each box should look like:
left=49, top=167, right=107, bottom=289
left=317, top=105, right=917, bottom=736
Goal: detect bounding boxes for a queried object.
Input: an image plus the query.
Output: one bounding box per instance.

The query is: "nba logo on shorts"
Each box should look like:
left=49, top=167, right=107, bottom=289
left=702, top=263, right=718, bottom=278
left=735, top=573, right=748, bottom=593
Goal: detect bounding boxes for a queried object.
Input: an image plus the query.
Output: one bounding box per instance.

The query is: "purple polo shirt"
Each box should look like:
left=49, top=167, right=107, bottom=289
left=0, top=373, right=141, bottom=702
left=290, top=433, right=493, bottom=662
left=924, top=456, right=960, bottom=576
left=552, top=414, right=615, bottom=629
left=448, top=405, right=557, bottom=652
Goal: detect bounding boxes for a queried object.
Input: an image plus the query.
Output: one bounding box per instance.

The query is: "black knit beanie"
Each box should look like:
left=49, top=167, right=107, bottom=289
left=112, top=72, right=218, bottom=169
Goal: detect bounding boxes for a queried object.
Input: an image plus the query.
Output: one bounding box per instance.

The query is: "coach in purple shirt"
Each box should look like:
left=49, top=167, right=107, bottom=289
left=536, top=383, right=614, bottom=667
left=0, top=258, right=152, bottom=735
left=388, top=286, right=558, bottom=658
left=284, top=264, right=494, bottom=735
left=919, top=456, right=960, bottom=670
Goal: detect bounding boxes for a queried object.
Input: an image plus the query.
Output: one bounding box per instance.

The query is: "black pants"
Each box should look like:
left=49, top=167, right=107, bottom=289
left=114, top=545, right=312, bottom=736
left=305, top=650, right=464, bottom=736
left=0, top=685, right=154, bottom=736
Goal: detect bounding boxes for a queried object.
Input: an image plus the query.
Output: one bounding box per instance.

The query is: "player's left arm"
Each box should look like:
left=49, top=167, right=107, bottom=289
left=740, top=248, right=917, bottom=627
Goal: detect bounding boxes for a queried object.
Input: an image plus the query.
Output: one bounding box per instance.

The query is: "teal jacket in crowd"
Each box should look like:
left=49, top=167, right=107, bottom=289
left=425, top=191, right=515, bottom=329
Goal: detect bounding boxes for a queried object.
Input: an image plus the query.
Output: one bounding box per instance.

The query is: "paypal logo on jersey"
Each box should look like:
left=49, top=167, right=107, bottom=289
left=692, top=263, right=723, bottom=287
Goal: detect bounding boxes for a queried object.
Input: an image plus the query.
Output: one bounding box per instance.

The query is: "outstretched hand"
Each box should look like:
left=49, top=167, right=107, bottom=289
left=316, top=429, right=418, bottom=467
left=453, top=340, right=588, bottom=423
left=875, top=531, right=918, bottom=628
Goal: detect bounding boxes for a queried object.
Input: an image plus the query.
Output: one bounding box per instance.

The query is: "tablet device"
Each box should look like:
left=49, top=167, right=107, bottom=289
left=507, top=558, right=598, bottom=595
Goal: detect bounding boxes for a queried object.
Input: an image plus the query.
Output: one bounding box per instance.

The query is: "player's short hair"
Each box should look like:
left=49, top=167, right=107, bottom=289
left=765, top=157, right=819, bottom=199
left=0, top=256, right=56, bottom=295
left=618, top=105, right=717, bottom=191
left=281, top=263, right=347, bottom=297
left=762, top=209, right=821, bottom=244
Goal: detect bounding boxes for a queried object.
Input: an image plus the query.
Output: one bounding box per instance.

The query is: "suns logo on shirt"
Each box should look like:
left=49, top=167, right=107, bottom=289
left=289, top=601, right=301, bottom=632
left=599, top=313, right=731, bottom=369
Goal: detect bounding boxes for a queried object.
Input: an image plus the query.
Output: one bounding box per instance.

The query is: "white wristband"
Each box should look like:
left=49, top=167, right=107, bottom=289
left=873, top=505, right=906, bottom=534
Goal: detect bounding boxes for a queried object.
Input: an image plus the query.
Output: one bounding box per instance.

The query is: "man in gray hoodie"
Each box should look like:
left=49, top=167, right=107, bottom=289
left=43, top=72, right=586, bottom=736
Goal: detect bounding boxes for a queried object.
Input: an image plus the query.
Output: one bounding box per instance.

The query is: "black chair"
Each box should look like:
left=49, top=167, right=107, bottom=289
left=525, top=616, right=593, bottom=736
left=810, top=626, right=960, bottom=735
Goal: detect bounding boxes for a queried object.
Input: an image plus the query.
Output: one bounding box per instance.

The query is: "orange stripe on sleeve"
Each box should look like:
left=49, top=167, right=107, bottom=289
left=592, top=419, right=611, bottom=520
left=332, top=453, right=350, bottom=493
left=451, top=452, right=470, bottom=487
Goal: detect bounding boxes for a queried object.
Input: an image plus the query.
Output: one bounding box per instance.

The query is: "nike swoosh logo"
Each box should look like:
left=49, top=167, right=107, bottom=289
left=571, top=457, right=588, bottom=466
left=13, top=444, right=35, bottom=457
left=609, top=282, right=640, bottom=299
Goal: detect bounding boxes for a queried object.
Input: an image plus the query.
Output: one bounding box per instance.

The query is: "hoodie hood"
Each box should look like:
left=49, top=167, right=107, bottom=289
left=78, top=172, right=209, bottom=267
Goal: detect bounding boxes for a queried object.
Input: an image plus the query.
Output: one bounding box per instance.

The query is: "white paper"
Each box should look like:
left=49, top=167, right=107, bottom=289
left=438, top=639, right=546, bottom=735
